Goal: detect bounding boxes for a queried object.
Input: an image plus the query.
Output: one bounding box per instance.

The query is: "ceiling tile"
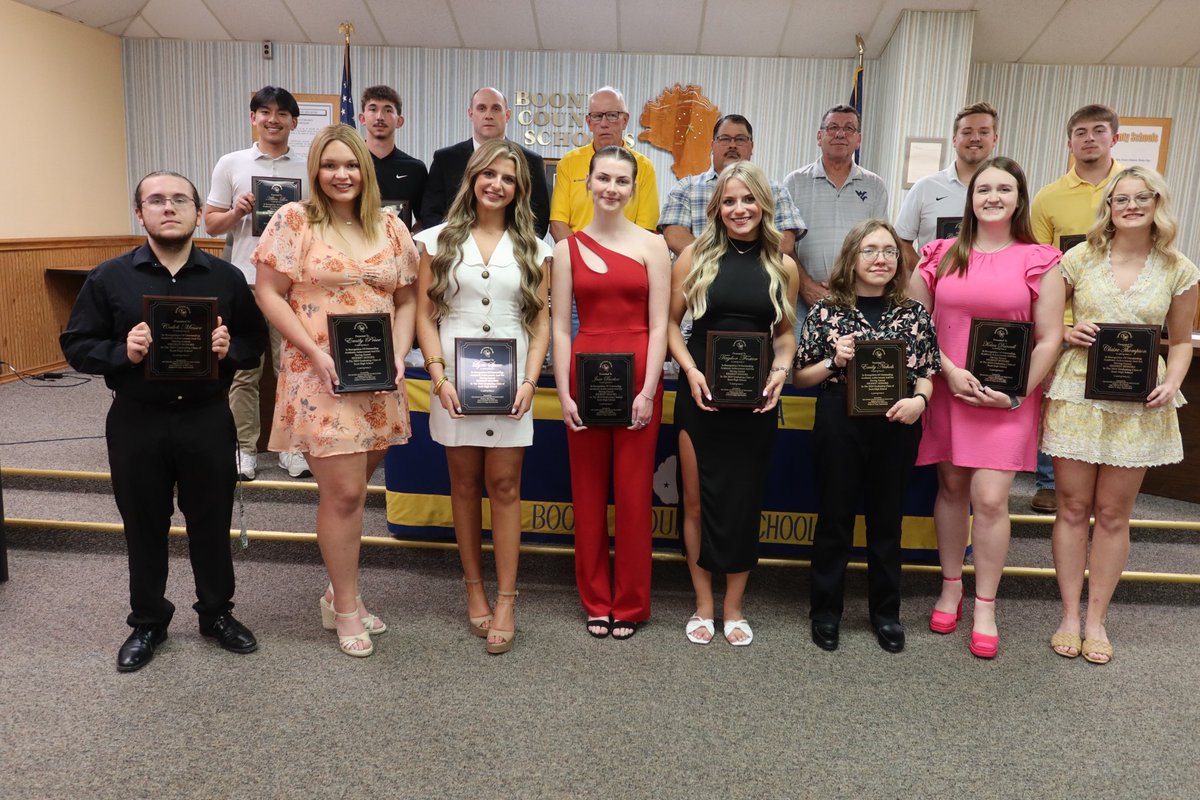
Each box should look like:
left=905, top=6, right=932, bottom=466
left=101, top=16, right=133, bottom=35
left=52, top=0, right=146, bottom=28
left=535, top=0, right=618, bottom=53
left=1104, top=0, right=1198, bottom=66
left=620, top=0, right=702, bottom=54
left=282, top=0, right=386, bottom=46
left=1020, top=0, right=1146, bottom=65
left=368, top=0, right=460, bottom=48
left=699, top=0, right=791, bottom=57
left=453, top=0, right=540, bottom=51
left=141, top=0, right=231, bottom=40
left=204, top=0, right=307, bottom=43
left=781, top=0, right=884, bottom=59
left=970, top=1, right=1057, bottom=63
left=123, top=15, right=159, bottom=38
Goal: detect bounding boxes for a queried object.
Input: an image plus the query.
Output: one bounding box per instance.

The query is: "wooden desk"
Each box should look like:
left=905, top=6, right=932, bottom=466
left=1140, top=340, right=1200, bottom=503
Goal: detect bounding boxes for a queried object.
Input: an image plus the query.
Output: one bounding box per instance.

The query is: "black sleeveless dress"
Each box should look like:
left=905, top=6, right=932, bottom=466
left=674, top=244, right=780, bottom=573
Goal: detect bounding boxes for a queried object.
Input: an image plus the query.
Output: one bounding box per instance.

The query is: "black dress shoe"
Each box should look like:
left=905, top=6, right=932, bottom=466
left=117, top=624, right=168, bottom=672
left=811, top=621, right=840, bottom=651
left=200, top=614, right=258, bottom=654
left=874, top=622, right=906, bottom=653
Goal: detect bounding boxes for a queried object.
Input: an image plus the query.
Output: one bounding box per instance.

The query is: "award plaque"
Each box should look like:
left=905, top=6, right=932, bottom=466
left=143, top=295, right=218, bottom=381
left=966, top=318, right=1033, bottom=396
left=576, top=353, right=634, bottom=426
left=847, top=340, right=907, bottom=416
left=1085, top=323, right=1161, bottom=401
left=936, top=216, right=962, bottom=240
left=327, top=313, right=396, bottom=394
left=1058, top=233, right=1087, bottom=253
left=706, top=330, right=769, bottom=409
left=455, top=338, right=517, bottom=414
left=382, top=198, right=412, bottom=229
left=251, top=176, right=302, bottom=236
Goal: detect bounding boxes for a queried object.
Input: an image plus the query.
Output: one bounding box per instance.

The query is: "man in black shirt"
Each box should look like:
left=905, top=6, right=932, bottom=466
left=61, top=171, right=267, bottom=672
left=421, top=86, right=551, bottom=237
left=359, top=85, right=427, bottom=230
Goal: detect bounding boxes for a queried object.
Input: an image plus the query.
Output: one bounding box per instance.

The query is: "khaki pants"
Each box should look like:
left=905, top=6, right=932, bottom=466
left=229, top=322, right=282, bottom=454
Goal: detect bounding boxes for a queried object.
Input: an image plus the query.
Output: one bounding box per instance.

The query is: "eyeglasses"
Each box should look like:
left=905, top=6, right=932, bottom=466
left=860, top=247, right=899, bottom=261
left=586, top=111, right=627, bottom=123
left=822, top=125, right=859, bottom=136
left=1109, top=191, right=1158, bottom=210
left=714, top=135, right=752, bottom=146
left=141, top=194, right=195, bottom=209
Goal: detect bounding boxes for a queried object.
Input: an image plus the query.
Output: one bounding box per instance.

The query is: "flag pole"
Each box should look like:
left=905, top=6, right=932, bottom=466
left=338, top=22, right=356, bottom=125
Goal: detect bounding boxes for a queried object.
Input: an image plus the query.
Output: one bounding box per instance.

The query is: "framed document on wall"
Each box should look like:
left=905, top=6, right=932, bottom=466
left=1067, top=116, right=1171, bottom=176
left=250, top=92, right=338, bottom=165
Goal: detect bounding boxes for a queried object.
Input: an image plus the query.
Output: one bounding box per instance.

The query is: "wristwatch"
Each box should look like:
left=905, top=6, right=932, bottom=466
left=823, top=357, right=837, bottom=371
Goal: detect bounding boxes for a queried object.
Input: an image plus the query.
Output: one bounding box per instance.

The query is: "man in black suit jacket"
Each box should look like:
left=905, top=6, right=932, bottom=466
left=421, top=87, right=551, bottom=237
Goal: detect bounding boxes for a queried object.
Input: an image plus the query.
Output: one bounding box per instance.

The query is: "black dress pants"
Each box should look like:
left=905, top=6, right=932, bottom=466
left=809, top=388, right=921, bottom=626
left=106, top=395, right=237, bottom=628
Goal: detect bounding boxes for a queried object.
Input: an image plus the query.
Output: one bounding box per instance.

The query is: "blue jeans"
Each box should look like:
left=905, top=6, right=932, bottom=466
left=1035, top=450, right=1055, bottom=490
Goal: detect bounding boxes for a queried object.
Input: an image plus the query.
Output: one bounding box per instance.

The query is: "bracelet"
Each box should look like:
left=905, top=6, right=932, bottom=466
left=432, top=376, right=448, bottom=395
left=638, top=392, right=654, bottom=403
left=424, top=356, right=446, bottom=369
left=522, top=378, right=537, bottom=389
left=685, top=365, right=700, bottom=376
left=769, top=366, right=788, bottom=374
left=913, top=392, right=929, bottom=407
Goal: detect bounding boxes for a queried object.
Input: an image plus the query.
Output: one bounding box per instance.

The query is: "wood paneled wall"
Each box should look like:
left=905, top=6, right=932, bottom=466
left=0, top=237, right=224, bottom=383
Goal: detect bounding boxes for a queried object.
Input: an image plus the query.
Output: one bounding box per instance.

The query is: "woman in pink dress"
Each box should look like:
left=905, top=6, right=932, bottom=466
left=253, top=124, right=418, bottom=658
left=907, top=157, right=1065, bottom=658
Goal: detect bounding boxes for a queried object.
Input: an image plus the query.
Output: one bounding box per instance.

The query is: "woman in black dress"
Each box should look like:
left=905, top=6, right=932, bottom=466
left=666, top=162, right=799, bottom=646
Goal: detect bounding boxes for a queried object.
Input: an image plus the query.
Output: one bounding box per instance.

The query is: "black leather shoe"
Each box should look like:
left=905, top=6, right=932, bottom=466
left=811, top=621, right=840, bottom=651
left=200, top=614, right=258, bottom=654
left=874, top=622, right=906, bottom=653
left=117, top=624, right=168, bottom=672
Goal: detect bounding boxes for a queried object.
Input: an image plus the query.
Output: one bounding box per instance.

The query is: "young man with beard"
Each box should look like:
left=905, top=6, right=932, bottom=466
left=359, top=85, right=427, bottom=230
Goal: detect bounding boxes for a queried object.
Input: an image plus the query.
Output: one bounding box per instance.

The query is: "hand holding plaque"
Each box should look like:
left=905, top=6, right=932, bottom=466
left=252, top=176, right=302, bottom=237
left=1085, top=323, right=1160, bottom=401
left=327, top=313, right=397, bottom=393
left=576, top=353, right=634, bottom=426
left=966, top=318, right=1032, bottom=397
left=455, top=338, right=517, bottom=414
left=847, top=340, right=907, bottom=416
left=143, top=295, right=218, bottom=381
left=706, top=331, right=769, bottom=409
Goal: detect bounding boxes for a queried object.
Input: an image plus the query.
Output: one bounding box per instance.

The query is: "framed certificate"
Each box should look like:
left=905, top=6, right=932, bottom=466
left=1085, top=324, right=1161, bottom=401
left=455, top=338, right=517, bottom=414
left=143, top=295, right=218, bottom=381
left=706, top=331, right=768, bottom=409
left=966, top=318, right=1033, bottom=396
left=847, top=340, right=907, bottom=416
left=327, top=313, right=397, bottom=393
left=575, top=352, right=633, bottom=426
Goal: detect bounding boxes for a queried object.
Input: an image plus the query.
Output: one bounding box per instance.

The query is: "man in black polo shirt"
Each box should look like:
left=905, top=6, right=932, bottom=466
left=61, top=171, right=266, bottom=672
left=359, top=84, right=427, bottom=230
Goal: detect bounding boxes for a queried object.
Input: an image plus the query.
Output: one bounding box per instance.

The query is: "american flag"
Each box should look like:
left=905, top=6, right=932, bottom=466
left=339, top=37, right=354, bottom=125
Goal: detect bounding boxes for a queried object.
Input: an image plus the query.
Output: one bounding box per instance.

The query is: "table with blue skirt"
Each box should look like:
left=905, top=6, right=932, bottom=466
left=385, top=368, right=942, bottom=561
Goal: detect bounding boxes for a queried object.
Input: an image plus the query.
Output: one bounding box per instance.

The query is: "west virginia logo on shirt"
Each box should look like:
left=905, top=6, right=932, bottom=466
left=856, top=190, right=869, bottom=202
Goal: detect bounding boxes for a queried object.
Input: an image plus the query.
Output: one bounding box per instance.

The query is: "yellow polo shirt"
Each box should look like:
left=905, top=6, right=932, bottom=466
left=550, top=142, right=659, bottom=232
left=1030, top=160, right=1123, bottom=250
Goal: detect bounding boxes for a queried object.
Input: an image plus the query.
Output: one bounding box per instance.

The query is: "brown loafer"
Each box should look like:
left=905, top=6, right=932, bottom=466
left=1030, top=488, right=1057, bottom=513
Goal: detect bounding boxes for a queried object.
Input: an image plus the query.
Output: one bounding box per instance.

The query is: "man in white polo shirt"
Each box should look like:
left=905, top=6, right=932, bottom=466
left=896, top=102, right=998, bottom=269
left=204, top=86, right=310, bottom=480
left=784, top=104, right=888, bottom=326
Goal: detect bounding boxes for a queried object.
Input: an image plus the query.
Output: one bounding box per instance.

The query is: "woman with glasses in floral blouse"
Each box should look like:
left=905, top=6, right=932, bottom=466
left=795, top=220, right=939, bottom=654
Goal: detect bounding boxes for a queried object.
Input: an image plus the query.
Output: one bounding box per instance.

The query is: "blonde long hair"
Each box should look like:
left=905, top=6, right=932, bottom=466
left=1087, top=166, right=1182, bottom=267
left=304, top=124, right=383, bottom=241
left=681, top=161, right=795, bottom=326
left=428, top=139, right=545, bottom=333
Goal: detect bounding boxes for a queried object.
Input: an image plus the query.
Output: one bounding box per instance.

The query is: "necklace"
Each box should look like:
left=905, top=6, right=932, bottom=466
left=729, top=238, right=758, bottom=255
left=974, top=239, right=1012, bottom=253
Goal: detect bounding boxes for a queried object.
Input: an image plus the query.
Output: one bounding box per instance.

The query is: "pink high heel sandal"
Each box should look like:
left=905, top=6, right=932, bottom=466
left=929, top=575, right=964, bottom=635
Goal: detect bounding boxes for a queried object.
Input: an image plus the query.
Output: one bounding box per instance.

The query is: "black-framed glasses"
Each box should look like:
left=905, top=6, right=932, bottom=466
left=714, top=135, right=752, bottom=145
left=141, top=194, right=195, bottom=209
left=586, top=111, right=627, bottom=122
left=1109, top=191, right=1158, bottom=210
left=860, top=247, right=899, bottom=261
left=821, top=124, right=859, bottom=135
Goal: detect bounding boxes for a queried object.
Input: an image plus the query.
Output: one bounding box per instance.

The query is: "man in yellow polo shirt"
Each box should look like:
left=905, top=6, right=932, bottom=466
left=549, top=86, right=659, bottom=242
left=1028, top=103, right=1122, bottom=513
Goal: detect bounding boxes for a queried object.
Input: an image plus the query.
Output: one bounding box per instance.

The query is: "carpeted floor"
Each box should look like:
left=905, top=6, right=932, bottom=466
left=2, top=375, right=1200, bottom=799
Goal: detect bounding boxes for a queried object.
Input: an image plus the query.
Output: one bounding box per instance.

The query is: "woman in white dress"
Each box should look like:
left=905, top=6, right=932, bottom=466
left=414, top=139, right=551, bottom=654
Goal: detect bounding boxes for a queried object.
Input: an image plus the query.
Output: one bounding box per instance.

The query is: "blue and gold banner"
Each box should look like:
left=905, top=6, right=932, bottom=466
left=386, top=369, right=940, bottom=560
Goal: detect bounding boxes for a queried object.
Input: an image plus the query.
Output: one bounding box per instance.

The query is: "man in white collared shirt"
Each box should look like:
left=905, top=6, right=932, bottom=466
left=895, top=102, right=999, bottom=269
left=204, top=86, right=310, bottom=480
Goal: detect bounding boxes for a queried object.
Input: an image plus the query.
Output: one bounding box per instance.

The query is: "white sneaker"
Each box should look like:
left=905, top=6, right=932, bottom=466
left=279, top=451, right=312, bottom=479
left=236, top=451, right=257, bottom=481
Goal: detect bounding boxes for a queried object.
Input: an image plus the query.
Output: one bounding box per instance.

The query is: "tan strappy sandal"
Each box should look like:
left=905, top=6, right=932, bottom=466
left=486, top=591, right=518, bottom=655
left=464, top=577, right=494, bottom=638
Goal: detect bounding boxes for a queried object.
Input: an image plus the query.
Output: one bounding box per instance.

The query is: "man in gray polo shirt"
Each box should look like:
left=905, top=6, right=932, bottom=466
left=784, top=104, right=888, bottom=324
left=895, top=102, right=998, bottom=269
